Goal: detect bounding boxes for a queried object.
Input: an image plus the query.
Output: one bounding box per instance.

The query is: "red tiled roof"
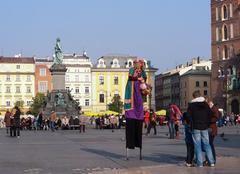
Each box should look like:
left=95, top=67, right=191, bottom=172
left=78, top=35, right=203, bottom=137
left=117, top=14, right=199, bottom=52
left=0, top=56, right=35, bottom=64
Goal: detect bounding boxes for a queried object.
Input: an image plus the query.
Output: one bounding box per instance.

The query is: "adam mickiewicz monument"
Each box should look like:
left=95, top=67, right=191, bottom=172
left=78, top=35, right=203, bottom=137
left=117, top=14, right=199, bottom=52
left=42, top=38, right=79, bottom=117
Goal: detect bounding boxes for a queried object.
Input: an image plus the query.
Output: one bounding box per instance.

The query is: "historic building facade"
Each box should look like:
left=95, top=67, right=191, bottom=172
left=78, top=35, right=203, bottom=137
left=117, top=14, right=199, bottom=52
left=35, top=58, right=53, bottom=95
left=180, top=68, right=211, bottom=112
left=91, top=55, right=158, bottom=112
left=155, top=58, right=211, bottom=110
left=63, top=53, right=92, bottom=112
left=211, top=0, right=240, bottom=113
left=0, top=57, right=35, bottom=112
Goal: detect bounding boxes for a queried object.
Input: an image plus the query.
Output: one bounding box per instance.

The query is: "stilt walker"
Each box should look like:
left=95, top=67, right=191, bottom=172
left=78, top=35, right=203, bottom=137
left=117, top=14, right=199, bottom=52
left=124, top=59, right=151, bottom=160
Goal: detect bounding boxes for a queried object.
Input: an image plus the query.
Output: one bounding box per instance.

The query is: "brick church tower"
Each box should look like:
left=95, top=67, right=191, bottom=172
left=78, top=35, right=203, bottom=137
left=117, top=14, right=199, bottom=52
left=211, top=0, right=240, bottom=113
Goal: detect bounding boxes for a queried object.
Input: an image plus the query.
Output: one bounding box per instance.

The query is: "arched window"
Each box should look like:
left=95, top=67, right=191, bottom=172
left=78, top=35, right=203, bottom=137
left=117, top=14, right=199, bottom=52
left=129, top=61, right=132, bottom=67
left=97, top=59, right=106, bottom=68
left=217, top=47, right=221, bottom=60
left=223, top=25, right=228, bottom=40
left=223, top=45, right=229, bottom=59
left=111, top=58, right=120, bottom=68
left=222, top=5, right=228, bottom=20
left=126, top=59, right=133, bottom=68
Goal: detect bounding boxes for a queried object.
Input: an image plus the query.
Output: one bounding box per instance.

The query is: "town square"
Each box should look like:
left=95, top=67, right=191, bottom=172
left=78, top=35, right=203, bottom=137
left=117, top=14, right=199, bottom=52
left=0, top=0, right=240, bottom=174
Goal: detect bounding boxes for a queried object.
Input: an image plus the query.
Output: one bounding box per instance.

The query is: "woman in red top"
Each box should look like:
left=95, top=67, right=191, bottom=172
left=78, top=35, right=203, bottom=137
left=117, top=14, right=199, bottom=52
left=144, top=109, right=150, bottom=129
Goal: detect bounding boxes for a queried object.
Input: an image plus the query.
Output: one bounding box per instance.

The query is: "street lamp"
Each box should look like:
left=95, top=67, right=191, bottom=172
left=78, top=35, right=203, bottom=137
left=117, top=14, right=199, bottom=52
left=148, top=86, right=152, bottom=110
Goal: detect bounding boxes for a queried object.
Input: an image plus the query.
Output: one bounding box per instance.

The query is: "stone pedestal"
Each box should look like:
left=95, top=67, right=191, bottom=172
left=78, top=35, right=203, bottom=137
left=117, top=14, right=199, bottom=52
left=50, top=64, right=67, bottom=90
left=42, top=64, right=79, bottom=117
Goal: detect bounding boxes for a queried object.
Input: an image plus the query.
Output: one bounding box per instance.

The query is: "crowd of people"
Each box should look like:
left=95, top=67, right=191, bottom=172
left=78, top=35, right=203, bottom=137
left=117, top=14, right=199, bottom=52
left=3, top=106, right=21, bottom=138
left=2, top=109, right=128, bottom=135
left=1, top=89, right=240, bottom=168
left=217, top=112, right=240, bottom=127
left=165, top=90, right=237, bottom=168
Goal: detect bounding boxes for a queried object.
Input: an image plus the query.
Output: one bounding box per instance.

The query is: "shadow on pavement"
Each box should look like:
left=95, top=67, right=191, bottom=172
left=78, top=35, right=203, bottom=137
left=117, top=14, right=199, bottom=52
left=81, top=147, right=185, bottom=165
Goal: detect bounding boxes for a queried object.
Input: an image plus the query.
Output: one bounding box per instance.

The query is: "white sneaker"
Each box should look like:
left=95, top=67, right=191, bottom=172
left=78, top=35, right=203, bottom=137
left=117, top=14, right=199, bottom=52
left=210, top=164, right=215, bottom=167
left=17, top=136, right=20, bottom=138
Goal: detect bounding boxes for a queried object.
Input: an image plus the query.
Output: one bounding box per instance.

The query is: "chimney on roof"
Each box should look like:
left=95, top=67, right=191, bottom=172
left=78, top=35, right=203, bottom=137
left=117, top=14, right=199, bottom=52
left=14, top=54, right=21, bottom=58
left=197, top=56, right=200, bottom=64
left=83, top=50, right=87, bottom=57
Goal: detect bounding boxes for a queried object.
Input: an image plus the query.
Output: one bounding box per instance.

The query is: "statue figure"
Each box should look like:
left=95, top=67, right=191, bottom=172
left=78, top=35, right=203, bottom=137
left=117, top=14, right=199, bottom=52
left=55, top=91, right=65, bottom=106
left=53, top=38, right=63, bottom=64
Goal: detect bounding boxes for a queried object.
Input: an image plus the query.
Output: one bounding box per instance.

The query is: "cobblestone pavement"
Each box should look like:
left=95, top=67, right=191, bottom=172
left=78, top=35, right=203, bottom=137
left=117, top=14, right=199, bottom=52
left=0, top=125, right=239, bottom=174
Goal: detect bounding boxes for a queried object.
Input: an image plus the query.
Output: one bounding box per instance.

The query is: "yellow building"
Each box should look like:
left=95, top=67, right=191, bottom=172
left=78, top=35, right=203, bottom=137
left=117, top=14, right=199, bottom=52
left=91, top=55, right=158, bottom=112
left=0, top=56, right=35, bottom=113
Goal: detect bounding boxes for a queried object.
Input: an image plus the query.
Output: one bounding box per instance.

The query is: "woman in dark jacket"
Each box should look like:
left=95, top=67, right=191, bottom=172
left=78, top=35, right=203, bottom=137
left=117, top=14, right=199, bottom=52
left=207, top=100, right=220, bottom=163
left=13, top=106, right=21, bottom=137
left=4, top=110, right=11, bottom=134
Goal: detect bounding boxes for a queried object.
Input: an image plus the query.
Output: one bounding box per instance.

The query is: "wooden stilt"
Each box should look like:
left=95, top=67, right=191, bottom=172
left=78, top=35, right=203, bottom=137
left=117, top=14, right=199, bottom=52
left=126, top=148, right=129, bottom=160
left=139, top=148, right=142, bottom=160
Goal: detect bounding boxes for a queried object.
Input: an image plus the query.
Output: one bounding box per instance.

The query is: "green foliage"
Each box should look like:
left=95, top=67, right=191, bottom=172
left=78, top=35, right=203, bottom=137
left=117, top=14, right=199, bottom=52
left=107, top=95, right=123, bottom=114
left=30, top=93, right=46, bottom=116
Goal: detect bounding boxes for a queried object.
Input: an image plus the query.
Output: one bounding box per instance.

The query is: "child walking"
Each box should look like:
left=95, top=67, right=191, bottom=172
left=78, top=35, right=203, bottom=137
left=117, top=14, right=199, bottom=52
left=183, top=112, right=194, bottom=167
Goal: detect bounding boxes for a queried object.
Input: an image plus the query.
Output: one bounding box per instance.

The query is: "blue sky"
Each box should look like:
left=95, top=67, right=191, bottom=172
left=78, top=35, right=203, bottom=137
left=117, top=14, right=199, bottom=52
left=0, top=0, right=211, bottom=72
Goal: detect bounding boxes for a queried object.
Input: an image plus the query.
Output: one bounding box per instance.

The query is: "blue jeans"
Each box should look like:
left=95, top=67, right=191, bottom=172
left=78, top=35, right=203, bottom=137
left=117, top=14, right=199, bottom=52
left=168, top=121, right=175, bottom=139
left=192, top=129, right=215, bottom=166
left=50, top=121, right=55, bottom=131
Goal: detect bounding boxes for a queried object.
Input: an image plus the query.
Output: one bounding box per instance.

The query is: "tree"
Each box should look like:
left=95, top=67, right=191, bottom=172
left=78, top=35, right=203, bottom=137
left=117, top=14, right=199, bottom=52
left=30, top=93, right=46, bottom=116
left=107, top=95, right=123, bottom=113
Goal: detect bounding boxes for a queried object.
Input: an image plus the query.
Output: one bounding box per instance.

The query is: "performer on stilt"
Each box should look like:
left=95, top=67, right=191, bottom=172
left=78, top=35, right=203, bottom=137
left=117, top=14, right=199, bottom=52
left=124, top=59, right=150, bottom=160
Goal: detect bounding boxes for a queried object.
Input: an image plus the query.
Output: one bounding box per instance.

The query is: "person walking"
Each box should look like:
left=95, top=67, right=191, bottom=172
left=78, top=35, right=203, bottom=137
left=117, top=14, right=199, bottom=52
left=205, top=100, right=220, bottom=164
left=79, top=114, right=87, bottom=133
left=187, top=90, right=215, bottom=167
left=4, top=109, right=11, bottom=134
left=146, top=109, right=157, bottom=135
left=182, top=112, right=194, bottom=167
left=144, top=109, right=150, bottom=130
left=166, top=103, right=181, bottom=139
left=37, top=111, right=43, bottom=130
left=13, top=106, right=21, bottom=138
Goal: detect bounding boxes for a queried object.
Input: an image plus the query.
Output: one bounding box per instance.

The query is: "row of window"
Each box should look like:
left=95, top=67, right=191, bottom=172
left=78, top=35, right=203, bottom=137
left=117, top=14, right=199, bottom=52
left=97, top=59, right=148, bottom=68
left=215, top=3, right=233, bottom=21
left=4, top=100, right=32, bottom=107
left=66, top=86, right=90, bottom=94
left=65, top=75, right=89, bottom=82
left=0, top=86, right=32, bottom=93
left=66, top=69, right=90, bottom=73
left=181, top=90, right=208, bottom=107
left=195, top=81, right=208, bottom=87
left=99, top=94, right=120, bottom=103
left=75, top=99, right=90, bottom=106
left=99, top=76, right=119, bottom=85
left=181, top=81, right=208, bottom=88
left=39, top=68, right=91, bottom=76
left=1, top=75, right=32, bottom=82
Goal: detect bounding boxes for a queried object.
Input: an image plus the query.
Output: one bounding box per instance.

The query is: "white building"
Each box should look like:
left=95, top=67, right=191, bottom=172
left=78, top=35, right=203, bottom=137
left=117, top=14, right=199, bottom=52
left=63, top=53, right=92, bottom=112
left=0, top=56, right=35, bottom=113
